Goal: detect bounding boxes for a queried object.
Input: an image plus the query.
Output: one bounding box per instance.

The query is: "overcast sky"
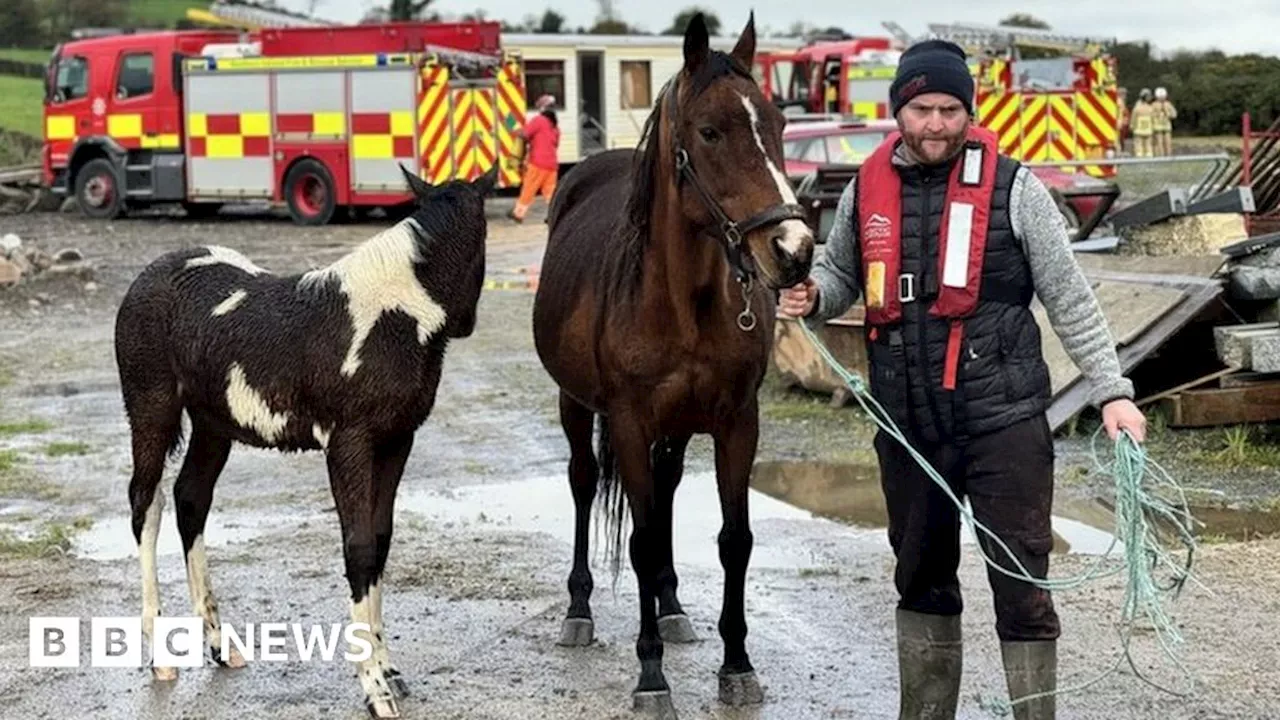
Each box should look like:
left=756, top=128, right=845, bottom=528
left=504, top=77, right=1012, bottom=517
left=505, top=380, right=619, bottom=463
left=280, top=0, right=1280, bottom=57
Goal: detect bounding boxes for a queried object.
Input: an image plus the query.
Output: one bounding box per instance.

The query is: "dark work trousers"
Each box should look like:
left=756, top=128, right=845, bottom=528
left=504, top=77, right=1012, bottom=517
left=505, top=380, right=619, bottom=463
left=873, top=413, right=1061, bottom=642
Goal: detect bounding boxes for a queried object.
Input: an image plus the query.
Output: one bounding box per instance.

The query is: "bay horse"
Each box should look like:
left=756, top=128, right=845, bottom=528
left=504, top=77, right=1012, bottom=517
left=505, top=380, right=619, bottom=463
left=115, top=166, right=494, bottom=719
left=531, top=12, right=816, bottom=717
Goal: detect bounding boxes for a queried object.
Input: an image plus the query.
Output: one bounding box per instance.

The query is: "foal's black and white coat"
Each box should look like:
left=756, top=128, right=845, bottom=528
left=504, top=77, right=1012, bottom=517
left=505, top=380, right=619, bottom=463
left=115, top=167, right=492, bottom=719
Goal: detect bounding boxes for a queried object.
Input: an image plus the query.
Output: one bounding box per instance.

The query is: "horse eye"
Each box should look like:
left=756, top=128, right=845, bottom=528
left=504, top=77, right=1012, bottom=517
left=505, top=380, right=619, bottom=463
left=698, top=126, right=720, bottom=143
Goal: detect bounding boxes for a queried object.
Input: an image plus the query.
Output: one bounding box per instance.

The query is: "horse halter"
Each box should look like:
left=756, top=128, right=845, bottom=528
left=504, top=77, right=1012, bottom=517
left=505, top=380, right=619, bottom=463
left=664, top=70, right=810, bottom=331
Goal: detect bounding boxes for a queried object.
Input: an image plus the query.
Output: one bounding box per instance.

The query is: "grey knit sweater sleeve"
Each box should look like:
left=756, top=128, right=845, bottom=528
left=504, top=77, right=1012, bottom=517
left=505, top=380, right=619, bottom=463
left=1010, top=167, right=1134, bottom=407
left=805, top=167, right=1134, bottom=409
left=807, top=177, right=863, bottom=324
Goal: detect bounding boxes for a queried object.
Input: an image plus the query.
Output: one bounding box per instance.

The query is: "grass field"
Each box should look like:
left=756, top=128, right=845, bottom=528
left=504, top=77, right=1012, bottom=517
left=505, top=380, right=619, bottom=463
left=0, top=76, right=45, bottom=139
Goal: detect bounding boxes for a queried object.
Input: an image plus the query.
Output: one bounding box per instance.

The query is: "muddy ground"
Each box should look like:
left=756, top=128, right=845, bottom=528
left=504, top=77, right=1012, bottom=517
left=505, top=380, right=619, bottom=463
left=0, top=200, right=1277, bottom=719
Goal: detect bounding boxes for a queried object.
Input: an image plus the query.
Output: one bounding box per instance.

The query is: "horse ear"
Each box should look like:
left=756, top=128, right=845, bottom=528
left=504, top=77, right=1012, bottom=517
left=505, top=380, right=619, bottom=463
left=682, top=12, right=710, bottom=73
left=473, top=164, right=498, bottom=195
left=730, top=11, right=757, bottom=70
left=400, top=163, right=435, bottom=200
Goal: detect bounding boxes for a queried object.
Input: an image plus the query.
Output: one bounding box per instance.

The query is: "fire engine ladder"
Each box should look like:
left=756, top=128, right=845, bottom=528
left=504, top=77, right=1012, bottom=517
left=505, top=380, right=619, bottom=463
left=187, top=1, right=336, bottom=30
left=924, top=22, right=1114, bottom=56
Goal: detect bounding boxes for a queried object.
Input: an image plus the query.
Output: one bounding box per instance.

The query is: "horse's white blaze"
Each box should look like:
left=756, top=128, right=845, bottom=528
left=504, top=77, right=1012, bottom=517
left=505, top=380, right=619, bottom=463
left=351, top=594, right=395, bottom=708
left=226, top=363, right=290, bottom=442
left=313, top=423, right=331, bottom=449
left=299, top=220, right=447, bottom=378
left=186, top=246, right=270, bottom=275
left=211, top=289, right=247, bottom=316
left=739, top=93, right=813, bottom=256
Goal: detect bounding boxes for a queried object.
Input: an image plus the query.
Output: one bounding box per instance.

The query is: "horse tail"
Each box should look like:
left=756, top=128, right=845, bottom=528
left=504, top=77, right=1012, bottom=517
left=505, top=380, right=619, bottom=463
left=594, top=413, right=629, bottom=586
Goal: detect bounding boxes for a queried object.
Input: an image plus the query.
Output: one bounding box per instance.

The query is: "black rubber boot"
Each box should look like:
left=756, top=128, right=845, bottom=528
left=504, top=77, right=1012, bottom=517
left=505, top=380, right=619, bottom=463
left=895, top=609, right=963, bottom=720
left=1000, top=640, right=1056, bottom=720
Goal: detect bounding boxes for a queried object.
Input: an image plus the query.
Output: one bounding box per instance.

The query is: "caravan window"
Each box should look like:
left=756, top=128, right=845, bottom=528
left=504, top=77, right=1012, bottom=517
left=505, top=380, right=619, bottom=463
left=525, top=60, right=565, bottom=110
left=620, top=61, right=651, bottom=109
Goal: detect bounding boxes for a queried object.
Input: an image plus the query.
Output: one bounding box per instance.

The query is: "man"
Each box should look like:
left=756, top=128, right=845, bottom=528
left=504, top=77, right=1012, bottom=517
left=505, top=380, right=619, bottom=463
left=509, top=94, right=561, bottom=223
left=1152, top=87, right=1177, bottom=157
left=1130, top=88, right=1155, bottom=158
left=778, top=40, right=1147, bottom=719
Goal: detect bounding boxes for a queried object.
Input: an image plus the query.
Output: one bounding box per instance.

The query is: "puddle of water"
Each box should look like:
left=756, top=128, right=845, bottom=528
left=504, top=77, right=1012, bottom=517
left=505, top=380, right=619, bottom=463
left=749, top=461, right=1126, bottom=556
left=400, top=472, right=878, bottom=571
left=72, top=506, right=315, bottom=561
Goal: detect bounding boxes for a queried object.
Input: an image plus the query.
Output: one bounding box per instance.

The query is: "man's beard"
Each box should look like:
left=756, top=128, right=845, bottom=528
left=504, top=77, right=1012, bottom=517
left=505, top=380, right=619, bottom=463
left=902, top=128, right=966, bottom=166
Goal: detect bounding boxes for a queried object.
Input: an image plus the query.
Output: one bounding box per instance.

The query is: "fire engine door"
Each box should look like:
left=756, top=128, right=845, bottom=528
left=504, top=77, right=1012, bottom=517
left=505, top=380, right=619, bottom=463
left=448, top=82, right=499, bottom=182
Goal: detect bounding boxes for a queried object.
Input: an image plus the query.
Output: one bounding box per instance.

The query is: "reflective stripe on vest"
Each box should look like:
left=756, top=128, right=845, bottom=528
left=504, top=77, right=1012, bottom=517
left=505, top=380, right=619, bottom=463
left=856, top=126, right=1001, bottom=390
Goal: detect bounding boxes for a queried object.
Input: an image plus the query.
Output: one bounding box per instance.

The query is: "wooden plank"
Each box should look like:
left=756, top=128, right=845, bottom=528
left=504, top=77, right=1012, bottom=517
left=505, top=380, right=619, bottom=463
left=1074, top=252, right=1225, bottom=279
left=1034, top=281, right=1185, bottom=395
left=1135, top=366, right=1239, bottom=408
left=1166, top=382, right=1280, bottom=427
left=1047, top=281, right=1224, bottom=431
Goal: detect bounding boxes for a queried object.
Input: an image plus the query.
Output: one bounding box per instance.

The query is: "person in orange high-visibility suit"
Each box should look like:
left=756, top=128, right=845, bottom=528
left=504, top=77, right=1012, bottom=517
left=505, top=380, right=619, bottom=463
left=510, top=94, right=561, bottom=223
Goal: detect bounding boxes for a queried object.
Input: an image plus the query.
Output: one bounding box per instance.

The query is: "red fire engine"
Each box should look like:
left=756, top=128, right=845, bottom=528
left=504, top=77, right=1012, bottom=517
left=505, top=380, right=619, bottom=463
left=41, top=21, right=527, bottom=225
left=755, top=37, right=900, bottom=120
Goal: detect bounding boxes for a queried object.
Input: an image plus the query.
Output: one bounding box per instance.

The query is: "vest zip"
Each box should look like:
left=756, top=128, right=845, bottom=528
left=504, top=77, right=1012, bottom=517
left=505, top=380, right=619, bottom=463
left=918, top=170, right=948, bottom=440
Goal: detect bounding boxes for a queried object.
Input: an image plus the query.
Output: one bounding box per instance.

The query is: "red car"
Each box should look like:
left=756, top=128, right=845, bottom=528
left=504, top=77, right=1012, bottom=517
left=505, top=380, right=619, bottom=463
left=781, top=119, right=1111, bottom=231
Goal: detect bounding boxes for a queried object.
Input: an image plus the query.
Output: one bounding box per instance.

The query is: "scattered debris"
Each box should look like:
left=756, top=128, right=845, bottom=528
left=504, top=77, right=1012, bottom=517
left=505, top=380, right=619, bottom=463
left=0, top=234, right=94, bottom=288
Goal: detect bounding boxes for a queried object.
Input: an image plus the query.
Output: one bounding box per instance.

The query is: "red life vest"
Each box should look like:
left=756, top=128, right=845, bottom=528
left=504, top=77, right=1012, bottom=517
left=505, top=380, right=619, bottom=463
left=856, top=125, right=1001, bottom=391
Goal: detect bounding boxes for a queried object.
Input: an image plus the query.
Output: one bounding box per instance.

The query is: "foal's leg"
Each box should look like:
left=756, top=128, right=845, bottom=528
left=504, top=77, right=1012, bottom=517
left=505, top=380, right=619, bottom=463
left=712, top=406, right=764, bottom=706
left=125, top=384, right=182, bottom=682
left=371, top=432, right=414, bottom=699
left=173, top=424, right=242, bottom=668
left=653, top=434, right=697, bottom=644
left=557, top=390, right=598, bottom=647
left=328, top=429, right=400, bottom=719
left=612, top=415, right=677, bottom=718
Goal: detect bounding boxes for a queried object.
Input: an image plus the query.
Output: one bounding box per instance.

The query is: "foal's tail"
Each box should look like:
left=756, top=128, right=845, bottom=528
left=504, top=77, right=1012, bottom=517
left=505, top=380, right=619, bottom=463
left=594, top=414, right=628, bottom=587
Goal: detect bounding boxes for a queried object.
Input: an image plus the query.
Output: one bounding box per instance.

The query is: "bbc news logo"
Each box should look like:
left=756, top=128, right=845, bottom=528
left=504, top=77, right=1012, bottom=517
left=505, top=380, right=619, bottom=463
left=29, top=617, right=374, bottom=667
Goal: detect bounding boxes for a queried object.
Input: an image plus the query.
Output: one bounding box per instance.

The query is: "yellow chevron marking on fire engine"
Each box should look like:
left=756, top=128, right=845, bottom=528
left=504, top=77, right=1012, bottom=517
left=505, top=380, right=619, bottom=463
left=1017, top=95, right=1048, bottom=161
left=473, top=91, right=496, bottom=176
left=46, top=115, right=76, bottom=140
left=852, top=101, right=877, bottom=119
left=240, top=112, right=271, bottom=136
left=188, top=113, right=208, bottom=138
left=452, top=90, right=475, bottom=181
left=108, top=114, right=142, bottom=138
left=313, top=112, right=345, bottom=136
left=495, top=63, right=525, bottom=187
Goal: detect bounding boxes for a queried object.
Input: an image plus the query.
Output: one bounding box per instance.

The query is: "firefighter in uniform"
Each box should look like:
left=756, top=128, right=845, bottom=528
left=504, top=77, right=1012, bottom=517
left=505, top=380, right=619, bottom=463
left=1152, top=87, right=1177, bottom=157
left=778, top=40, right=1147, bottom=719
left=1130, top=88, right=1155, bottom=158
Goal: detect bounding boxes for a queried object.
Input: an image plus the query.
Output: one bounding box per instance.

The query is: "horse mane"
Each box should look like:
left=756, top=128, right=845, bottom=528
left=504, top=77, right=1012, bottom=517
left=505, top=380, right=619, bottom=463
left=604, top=50, right=754, bottom=302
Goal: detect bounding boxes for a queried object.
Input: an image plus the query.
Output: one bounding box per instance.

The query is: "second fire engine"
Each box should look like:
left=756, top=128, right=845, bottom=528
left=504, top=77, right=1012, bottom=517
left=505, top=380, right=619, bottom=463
left=42, top=20, right=527, bottom=225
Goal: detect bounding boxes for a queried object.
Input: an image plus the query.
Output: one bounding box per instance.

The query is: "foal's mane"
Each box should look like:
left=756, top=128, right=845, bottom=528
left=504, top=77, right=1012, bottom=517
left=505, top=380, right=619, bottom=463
left=603, top=49, right=755, bottom=301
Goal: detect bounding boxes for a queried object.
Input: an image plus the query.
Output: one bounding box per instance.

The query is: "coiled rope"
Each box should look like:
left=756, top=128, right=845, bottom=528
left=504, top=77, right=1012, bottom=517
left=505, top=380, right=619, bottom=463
left=793, top=318, right=1205, bottom=713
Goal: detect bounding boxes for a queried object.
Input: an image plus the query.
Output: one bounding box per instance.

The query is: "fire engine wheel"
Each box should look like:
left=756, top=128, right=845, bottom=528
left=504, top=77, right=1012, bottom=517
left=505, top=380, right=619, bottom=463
left=284, top=159, right=336, bottom=226
left=75, top=158, right=124, bottom=220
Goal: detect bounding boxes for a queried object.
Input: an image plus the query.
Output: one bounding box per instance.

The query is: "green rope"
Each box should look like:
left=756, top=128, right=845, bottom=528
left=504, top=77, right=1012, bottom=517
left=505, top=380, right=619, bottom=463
left=793, top=318, right=1205, bottom=713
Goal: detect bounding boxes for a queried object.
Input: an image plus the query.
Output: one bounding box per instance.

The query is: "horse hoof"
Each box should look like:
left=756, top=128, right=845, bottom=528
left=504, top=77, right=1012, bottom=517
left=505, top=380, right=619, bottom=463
left=557, top=617, right=594, bottom=646
left=386, top=669, right=410, bottom=699
left=211, top=645, right=247, bottom=669
left=718, top=670, right=764, bottom=706
left=632, top=689, right=679, bottom=719
left=657, top=614, right=698, bottom=644
left=365, top=695, right=401, bottom=719
left=152, top=666, right=178, bottom=682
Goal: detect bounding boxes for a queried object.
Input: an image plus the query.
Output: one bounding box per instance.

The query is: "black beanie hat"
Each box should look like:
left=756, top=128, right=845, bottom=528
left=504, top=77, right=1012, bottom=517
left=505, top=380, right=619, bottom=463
left=889, top=39, right=974, bottom=117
